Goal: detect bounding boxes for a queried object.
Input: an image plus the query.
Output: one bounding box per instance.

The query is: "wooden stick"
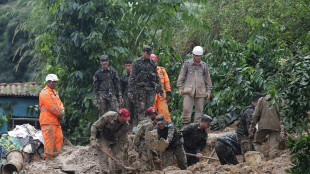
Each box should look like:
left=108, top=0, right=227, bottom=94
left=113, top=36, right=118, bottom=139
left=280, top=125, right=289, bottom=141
left=101, top=148, right=136, bottom=171
left=206, top=149, right=216, bottom=163
left=186, top=153, right=218, bottom=160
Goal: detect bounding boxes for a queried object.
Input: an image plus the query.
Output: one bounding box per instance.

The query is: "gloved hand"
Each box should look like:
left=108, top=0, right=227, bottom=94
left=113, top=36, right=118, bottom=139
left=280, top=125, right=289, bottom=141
left=128, top=91, right=133, bottom=100
left=248, top=128, right=254, bottom=138
left=178, top=88, right=183, bottom=96
left=118, top=96, right=124, bottom=107
left=166, top=91, right=172, bottom=103
left=159, top=90, right=164, bottom=98
left=90, top=139, right=99, bottom=148
left=93, top=100, right=99, bottom=108
left=57, top=111, right=64, bottom=121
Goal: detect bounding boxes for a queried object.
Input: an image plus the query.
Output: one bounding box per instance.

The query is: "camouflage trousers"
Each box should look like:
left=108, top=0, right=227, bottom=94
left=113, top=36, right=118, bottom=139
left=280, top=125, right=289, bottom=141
left=123, top=95, right=136, bottom=126
left=237, top=134, right=254, bottom=155
left=215, top=140, right=240, bottom=165
left=163, top=146, right=188, bottom=170
left=133, top=88, right=156, bottom=123
left=183, top=147, right=199, bottom=166
left=138, top=149, right=155, bottom=172
left=98, top=137, right=128, bottom=174
left=98, top=94, right=119, bottom=117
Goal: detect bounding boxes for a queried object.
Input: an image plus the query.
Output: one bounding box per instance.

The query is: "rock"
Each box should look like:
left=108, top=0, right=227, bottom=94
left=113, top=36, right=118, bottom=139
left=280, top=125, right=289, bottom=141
left=244, top=151, right=262, bottom=166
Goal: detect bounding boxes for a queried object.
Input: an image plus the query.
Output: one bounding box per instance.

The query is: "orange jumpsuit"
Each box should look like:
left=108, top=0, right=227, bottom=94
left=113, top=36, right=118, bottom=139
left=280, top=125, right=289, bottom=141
left=153, top=66, right=171, bottom=121
left=39, top=85, right=64, bottom=157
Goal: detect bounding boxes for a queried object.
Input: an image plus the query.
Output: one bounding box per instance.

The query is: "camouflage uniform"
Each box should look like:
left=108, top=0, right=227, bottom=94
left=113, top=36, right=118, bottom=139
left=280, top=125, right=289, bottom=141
left=93, top=67, right=121, bottom=116
left=90, top=111, right=129, bottom=173
left=133, top=117, right=155, bottom=171
left=128, top=57, right=162, bottom=123
left=235, top=104, right=255, bottom=155
left=156, top=121, right=188, bottom=170
left=215, top=132, right=241, bottom=165
left=120, top=72, right=136, bottom=125
left=181, top=122, right=208, bottom=166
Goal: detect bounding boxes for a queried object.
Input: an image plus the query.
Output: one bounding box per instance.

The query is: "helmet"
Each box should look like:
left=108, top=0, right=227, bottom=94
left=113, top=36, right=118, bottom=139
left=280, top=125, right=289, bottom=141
left=155, top=114, right=165, bottom=124
left=150, top=54, right=158, bottom=62
left=118, top=108, right=131, bottom=120
left=146, top=107, right=157, bottom=116
left=45, top=74, right=59, bottom=82
left=192, top=46, right=203, bottom=56
left=100, top=55, right=109, bottom=64
left=201, top=114, right=213, bottom=123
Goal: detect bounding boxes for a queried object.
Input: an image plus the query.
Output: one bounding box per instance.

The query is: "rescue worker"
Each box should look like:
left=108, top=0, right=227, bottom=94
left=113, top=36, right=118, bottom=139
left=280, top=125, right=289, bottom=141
left=120, top=59, right=136, bottom=125
left=39, top=74, right=64, bottom=158
left=235, top=92, right=262, bottom=155
left=133, top=107, right=158, bottom=172
left=156, top=115, right=188, bottom=170
left=181, top=114, right=212, bottom=166
left=128, top=45, right=163, bottom=123
left=249, top=95, right=282, bottom=159
left=150, top=54, right=172, bottom=121
left=177, top=46, right=212, bottom=126
left=93, top=55, right=122, bottom=116
left=215, top=132, right=241, bottom=165
left=90, top=108, right=130, bottom=173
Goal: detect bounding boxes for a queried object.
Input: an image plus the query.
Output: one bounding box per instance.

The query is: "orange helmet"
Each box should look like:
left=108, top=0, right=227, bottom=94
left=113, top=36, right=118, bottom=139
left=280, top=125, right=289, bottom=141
left=150, top=54, right=158, bottom=62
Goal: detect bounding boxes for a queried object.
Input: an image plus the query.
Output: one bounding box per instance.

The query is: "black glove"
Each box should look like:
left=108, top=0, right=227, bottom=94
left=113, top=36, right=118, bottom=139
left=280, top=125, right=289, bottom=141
left=166, top=91, right=172, bottom=103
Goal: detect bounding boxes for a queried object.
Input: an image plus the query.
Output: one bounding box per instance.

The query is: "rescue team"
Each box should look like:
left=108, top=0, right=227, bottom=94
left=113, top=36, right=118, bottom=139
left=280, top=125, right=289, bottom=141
left=39, top=45, right=283, bottom=173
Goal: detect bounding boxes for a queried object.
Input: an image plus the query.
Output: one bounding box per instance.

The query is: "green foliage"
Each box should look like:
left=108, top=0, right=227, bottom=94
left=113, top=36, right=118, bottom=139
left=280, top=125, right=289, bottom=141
left=0, top=102, right=17, bottom=127
left=286, top=131, right=310, bottom=174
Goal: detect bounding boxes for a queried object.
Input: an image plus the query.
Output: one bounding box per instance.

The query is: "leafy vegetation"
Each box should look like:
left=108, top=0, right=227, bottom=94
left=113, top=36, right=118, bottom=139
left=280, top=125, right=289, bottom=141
left=1, top=0, right=309, bottom=173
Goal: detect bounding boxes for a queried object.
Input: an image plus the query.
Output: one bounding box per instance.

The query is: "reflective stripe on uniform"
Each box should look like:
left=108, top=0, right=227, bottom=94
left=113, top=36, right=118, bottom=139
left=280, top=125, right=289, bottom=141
left=50, top=106, right=56, bottom=112
left=40, top=107, right=47, bottom=111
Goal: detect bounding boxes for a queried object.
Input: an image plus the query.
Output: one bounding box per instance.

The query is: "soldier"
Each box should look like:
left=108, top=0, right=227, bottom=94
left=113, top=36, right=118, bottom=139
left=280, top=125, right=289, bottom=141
left=215, top=132, right=241, bottom=165
left=150, top=54, right=172, bottom=121
left=249, top=95, right=282, bottom=159
left=93, top=55, right=123, bottom=116
left=235, top=92, right=262, bottom=156
left=120, top=59, right=136, bottom=125
left=156, top=115, right=188, bottom=170
left=177, top=46, right=212, bottom=126
left=90, top=108, right=130, bottom=173
left=133, top=107, right=158, bottom=172
left=181, top=114, right=212, bottom=166
left=128, top=45, right=163, bottom=123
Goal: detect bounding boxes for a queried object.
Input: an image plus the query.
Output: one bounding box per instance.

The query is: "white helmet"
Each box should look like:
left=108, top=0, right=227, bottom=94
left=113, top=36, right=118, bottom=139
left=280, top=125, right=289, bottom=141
left=192, top=46, right=203, bottom=56
left=45, top=74, right=59, bottom=82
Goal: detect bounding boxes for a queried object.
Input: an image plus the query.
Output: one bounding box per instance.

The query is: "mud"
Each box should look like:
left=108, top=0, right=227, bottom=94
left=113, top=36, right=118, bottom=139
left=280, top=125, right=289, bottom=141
left=20, top=124, right=291, bottom=174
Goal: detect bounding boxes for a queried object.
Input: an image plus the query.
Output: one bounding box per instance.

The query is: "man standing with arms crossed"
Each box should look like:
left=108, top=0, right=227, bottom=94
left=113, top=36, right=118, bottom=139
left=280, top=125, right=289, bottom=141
left=177, top=46, right=212, bottom=126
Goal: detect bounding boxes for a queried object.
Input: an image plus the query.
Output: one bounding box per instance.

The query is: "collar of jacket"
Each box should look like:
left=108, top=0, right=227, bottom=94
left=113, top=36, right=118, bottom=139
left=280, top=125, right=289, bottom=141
left=45, top=85, right=56, bottom=93
left=189, top=59, right=202, bottom=66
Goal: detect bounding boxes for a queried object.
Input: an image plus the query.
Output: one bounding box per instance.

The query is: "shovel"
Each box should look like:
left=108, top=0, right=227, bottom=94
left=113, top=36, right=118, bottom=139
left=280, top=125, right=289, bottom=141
left=185, top=153, right=219, bottom=161
left=101, top=148, right=136, bottom=172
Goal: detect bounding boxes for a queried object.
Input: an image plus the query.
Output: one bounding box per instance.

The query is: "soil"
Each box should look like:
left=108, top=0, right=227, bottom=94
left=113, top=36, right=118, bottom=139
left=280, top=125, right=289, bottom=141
left=20, top=124, right=292, bottom=174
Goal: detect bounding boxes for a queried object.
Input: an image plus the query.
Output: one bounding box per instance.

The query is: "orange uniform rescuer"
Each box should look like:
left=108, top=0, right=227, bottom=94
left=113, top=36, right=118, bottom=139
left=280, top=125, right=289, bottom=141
left=39, top=74, right=65, bottom=158
left=150, top=54, right=172, bottom=121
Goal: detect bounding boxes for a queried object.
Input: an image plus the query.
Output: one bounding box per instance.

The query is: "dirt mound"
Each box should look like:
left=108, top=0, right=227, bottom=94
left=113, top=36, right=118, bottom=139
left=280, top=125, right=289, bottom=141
left=21, top=144, right=108, bottom=174
left=149, top=150, right=291, bottom=174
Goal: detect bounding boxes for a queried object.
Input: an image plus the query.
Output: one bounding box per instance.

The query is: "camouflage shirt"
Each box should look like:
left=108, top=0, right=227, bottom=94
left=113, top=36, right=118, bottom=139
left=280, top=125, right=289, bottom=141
left=93, top=67, right=121, bottom=99
left=90, top=111, right=129, bottom=143
left=128, top=57, right=161, bottom=92
left=133, top=117, right=154, bottom=150
left=120, top=72, right=130, bottom=97
left=181, top=122, right=208, bottom=153
left=156, top=121, right=183, bottom=150
left=236, top=104, right=255, bottom=136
